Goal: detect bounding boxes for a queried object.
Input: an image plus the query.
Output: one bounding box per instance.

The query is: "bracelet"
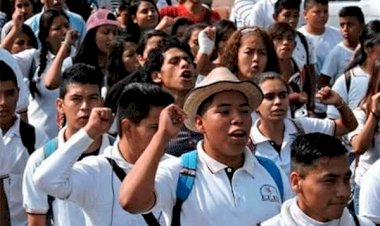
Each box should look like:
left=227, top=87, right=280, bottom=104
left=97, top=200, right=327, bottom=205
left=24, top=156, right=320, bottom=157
left=371, top=111, right=380, bottom=121
left=61, top=41, right=71, bottom=51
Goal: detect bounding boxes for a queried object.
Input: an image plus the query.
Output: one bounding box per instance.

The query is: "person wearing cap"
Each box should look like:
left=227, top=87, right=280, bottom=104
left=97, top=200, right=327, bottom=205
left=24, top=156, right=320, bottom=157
left=25, top=0, right=86, bottom=45
left=33, top=83, right=175, bottom=226
left=44, top=8, right=119, bottom=97
left=119, top=66, right=293, bottom=225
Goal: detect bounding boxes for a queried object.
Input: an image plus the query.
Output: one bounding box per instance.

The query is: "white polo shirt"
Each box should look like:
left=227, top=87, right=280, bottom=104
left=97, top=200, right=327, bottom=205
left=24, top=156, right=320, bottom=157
left=23, top=127, right=112, bottom=226
left=33, top=129, right=166, bottom=226
left=359, top=158, right=380, bottom=224
left=251, top=117, right=335, bottom=177
left=153, top=141, right=293, bottom=226
left=1, top=116, right=48, bottom=226
left=347, top=108, right=380, bottom=186
left=262, top=197, right=374, bottom=226
left=321, top=42, right=354, bottom=86
left=229, top=0, right=259, bottom=28
left=327, top=65, right=369, bottom=119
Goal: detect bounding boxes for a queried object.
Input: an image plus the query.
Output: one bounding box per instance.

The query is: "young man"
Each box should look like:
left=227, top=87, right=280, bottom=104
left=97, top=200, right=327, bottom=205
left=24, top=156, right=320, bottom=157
left=23, top=63, right=112, bottom=226
left=119, top=67, right=293, bottom=225
left=33, top=83, right=175, bottom=225
left=0, top=60, right=49, bottom=226
left=321, top=6, right=364, bottom=86
left=260, top=133, right=374, bottom=226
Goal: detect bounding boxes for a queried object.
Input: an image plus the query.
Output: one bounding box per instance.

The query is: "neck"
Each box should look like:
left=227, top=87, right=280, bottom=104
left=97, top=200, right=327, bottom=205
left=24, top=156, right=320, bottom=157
left=167, top=89, right=187, bottom=108
left=64, top=127, right=102, bottom=154
left=279, top=58, right=294, bottom=82
left=203, top=141, right=244, bottom=170
left=118, top=137, right=140, bottom=164
left=343, top=39, right=359, bottom=51
left=258, top=118, right=284, bottom=144
left=0, top=117, right=16, bottom=134
left=361, top=60, right=374, bottom=76
left=305, top=24, right=325, bottom=35
left=184, top=1, right=202, bottom=13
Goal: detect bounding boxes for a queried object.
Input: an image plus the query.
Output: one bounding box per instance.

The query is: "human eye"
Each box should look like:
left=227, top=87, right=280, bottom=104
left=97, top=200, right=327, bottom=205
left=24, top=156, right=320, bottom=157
left=279, top=91, right=289, bottom=99
left=241, top=106, right=250, bottom=114
left=258, top=49, right=267, bottom=56
left=264, top=93, right=275, bottom=100
left=169, top=57, right=180, bottom=64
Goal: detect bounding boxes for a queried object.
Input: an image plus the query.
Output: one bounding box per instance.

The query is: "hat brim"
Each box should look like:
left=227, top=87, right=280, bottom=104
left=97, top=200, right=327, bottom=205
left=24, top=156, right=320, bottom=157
left=183, top=80, right=263, bottom=132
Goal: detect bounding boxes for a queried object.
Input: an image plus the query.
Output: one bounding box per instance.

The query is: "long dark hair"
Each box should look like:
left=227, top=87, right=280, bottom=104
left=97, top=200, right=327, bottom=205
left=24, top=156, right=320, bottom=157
left=30, top=8, right=68, bottom=97
left=73, top=28, right=99, bottom=66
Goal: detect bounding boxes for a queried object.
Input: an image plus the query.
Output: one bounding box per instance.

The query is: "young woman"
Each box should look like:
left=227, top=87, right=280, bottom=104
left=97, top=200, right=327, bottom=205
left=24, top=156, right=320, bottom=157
left=252, top=72, right=357, bottom=177
left=2, top=8, right=74, bottom=138
left=3, top=24, right=38, bottom=54
left=347, top=60, right=380, bottom=214
left=211, top=19, right=236, bottom=65
left=327, top=20, right=380, bottom=119
left=182, top=23, right=207, bottom=57
left=1, top=0, right=34, bottom=40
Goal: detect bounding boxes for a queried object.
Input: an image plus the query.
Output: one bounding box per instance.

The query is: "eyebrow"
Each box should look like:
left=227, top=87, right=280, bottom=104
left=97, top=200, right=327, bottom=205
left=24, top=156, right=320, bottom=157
left=216, top=102, right=249, bottom=108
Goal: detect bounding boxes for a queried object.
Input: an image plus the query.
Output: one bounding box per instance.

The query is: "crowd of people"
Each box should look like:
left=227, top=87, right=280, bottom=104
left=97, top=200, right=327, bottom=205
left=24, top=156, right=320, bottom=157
left=1, top=0, right=380, bottom=225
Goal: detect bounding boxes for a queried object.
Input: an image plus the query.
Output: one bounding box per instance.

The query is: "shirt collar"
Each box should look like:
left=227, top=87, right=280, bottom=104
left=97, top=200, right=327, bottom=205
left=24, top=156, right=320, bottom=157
left=3, top=115, right=21, bottom=138
left=250, top=118, right=299, bottom=144
left=104, top=140, right=134, bottom=171
left=197, top=141, right=255, bottom=177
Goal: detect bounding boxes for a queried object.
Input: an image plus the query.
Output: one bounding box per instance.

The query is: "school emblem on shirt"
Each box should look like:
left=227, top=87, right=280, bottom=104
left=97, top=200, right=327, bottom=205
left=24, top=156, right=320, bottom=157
left=260, top=185, right=280, bottom=203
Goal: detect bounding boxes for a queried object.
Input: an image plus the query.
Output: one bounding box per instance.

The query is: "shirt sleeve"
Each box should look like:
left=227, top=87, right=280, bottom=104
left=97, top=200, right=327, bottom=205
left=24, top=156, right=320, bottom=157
left=327, top=75, right=348, bottom=119
left=321, top=46, right=339, bottom=78
left=298, top=117, right=335, bottom=135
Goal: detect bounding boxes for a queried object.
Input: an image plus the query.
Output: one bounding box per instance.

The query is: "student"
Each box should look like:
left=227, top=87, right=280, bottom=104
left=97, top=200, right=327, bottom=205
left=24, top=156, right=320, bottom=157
left=260, top=133, right=374, bottom=226
left=119, top=67, right=293, bottom=225
left=321, top=6, right=365, bottom=86
left=23, top=63, right=113, bottom=226
left=252, top=72, right=357, bottom=177
left=25, top=0, right=86, bottom=44
left=327, top=20, right=380, bottom=119
left=33, top=83, right=175, bottom=226
left=0, top=60, right=48, bottom=226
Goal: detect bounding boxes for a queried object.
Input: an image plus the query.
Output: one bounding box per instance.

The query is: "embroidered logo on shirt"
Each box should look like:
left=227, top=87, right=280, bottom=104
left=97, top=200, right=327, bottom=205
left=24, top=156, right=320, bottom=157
left=260, top=184, right=280, bottom=203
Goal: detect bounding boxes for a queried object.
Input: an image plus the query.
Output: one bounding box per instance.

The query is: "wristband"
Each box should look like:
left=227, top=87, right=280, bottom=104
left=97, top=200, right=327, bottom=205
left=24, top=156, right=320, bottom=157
left=198, top=30, right=215, bottom=55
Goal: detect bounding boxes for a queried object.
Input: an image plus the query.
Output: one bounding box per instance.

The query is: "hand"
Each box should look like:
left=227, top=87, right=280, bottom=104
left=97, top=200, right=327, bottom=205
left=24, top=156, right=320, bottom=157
left=371, top=92, right=380, bottom=115
left=155, top=16, right=175, bottom=31
left=198, top=26, right=216, bottom=55
left=84, top=107, right=113, bottom=139
left=315, top=86, right=342, bottom=106
left=63, top=29, right=79, bottom=46
left=298, top=91, right=308, bottom=104
left=158, top=104, right=187, bottom=140
left=12, top=9, right=24, bottom=32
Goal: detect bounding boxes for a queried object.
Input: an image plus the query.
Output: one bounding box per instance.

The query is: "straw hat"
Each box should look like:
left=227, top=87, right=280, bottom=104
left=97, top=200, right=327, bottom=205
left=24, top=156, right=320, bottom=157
left=183, top=67, right=263, bottom=132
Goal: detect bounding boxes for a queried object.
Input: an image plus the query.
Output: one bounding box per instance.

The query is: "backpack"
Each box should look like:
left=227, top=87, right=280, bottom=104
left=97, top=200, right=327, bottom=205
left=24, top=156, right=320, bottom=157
left=170, top=150, right=285, bottom=226
left=19, top=120, right=36, bottom=156
left=105, top=157, right=160, bottom=226
left=42, top=134, right=116, bottom=226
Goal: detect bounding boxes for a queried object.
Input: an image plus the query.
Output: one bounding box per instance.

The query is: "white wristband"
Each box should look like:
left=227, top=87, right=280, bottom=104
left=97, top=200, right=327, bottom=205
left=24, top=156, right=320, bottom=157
left=198, top=29, right=215, bottom=55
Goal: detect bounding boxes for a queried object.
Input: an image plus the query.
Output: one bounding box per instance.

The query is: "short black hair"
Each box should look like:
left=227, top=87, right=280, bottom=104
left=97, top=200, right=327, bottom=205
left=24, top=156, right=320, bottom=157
left=304, top=0, right=328, bottom=11
left=338, top=6, right=365, bottom=25
left=182, top=23, right=208, bottom=43
left=141, top=37, right=194, bottom=84
left=291, top=133, right=348, bottom=175
left=116, top=83, right=174, bottom=135
left=171, top=17, right=194, bottom=37
left=136, top=30, right=168, bottom=56
left=274, top=0, right=301, bottom=17
left=0, top=60, right=18, bottom=88
left=59, top=63, right=103, bottom=98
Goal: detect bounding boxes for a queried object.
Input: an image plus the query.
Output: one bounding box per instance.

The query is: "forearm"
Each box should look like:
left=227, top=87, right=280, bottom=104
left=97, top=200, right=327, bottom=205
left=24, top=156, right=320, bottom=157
left=119, top=131, right=171, bottom=213
left=0, top=27, right=18, bottom=51
left=351, top=114, right=378, bottom=154
left=33, top=129, right=93, bottom=198
left=195, top=53, right=215, bottom=76
left=27, top=214, right=46, bottom=226
left=44, top=43, right=69, bottom=90
left=334, top=100, right=358, bottom=136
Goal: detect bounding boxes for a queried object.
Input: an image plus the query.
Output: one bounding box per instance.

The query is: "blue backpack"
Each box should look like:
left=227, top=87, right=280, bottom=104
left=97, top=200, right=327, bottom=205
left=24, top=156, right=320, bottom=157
left=171, top=150, right=284, bottom=226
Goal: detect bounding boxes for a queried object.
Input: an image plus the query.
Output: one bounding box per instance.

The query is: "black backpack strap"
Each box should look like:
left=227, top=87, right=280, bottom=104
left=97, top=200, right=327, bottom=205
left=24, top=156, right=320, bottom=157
left=105, top=157, right=160, bottom=226
left=19, top=120, right=36, bottom=155
left=171, top=199, right=184, bottom=226
left=297, top=31, right=310, bottom=65
left=345, top=70, right=353, bottom=94
left=349, top=209, right=361, bottom=226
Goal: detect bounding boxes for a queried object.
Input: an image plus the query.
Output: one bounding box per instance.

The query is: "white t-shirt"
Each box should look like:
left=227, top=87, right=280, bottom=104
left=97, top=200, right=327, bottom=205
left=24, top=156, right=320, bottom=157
left=321, top=42, right=354, bottom=86
left=152, top=141, right=293, bottom=226
left=359, top=158, right=380, bottom=224
left=1, top=116, right=48, bottom=226
left=229, top=0, right=260, bottom=28
left=293, top=33, right=317, bottom=71
left=261, top=197, right=374, bottom=226
left=327, top=65, right=369, bottom=119
left=251, top=117, right=335, bottom=177
left=298, top=25, right=342, bottom=74
left=347, top=108, right=380, bottom=186
left=23, top=128, right=112, bottom=226
left=33, top=129, right=166, bottom=226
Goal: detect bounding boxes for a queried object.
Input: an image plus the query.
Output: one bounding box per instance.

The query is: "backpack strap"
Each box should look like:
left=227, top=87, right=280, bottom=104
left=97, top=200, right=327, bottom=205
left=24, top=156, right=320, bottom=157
left=105, top=157, right=160, bottom=226
left=19, top=120, right=36, bottom=155
left=256, top=156, right=284, bottom=202
left=290, top=119, right=305, bottom=136
left=297, top=31, right=310, bottom=65
left=171, top=150, right=197, bottom=226
left=43, top=138, right=59, bottom=158
left=345, top=70, right=353, bottom=94
left=349, top=209, right=361, bottom=226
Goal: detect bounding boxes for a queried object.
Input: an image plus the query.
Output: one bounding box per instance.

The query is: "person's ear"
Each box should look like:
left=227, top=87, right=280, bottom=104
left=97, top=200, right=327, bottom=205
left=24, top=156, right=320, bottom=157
left=151, top=71, right=162, bottom=83
left=120, top=118, right=132, bottom=137
left=137, top=54, right=145, bottom=66
left=290, top=171, right=302, bottom=193
left=195, top=115, right=205, bottom=134
left=56, top=98, right=64, bottom=114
